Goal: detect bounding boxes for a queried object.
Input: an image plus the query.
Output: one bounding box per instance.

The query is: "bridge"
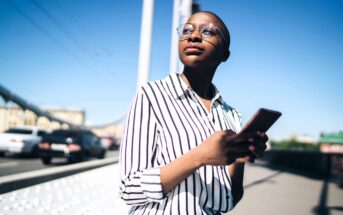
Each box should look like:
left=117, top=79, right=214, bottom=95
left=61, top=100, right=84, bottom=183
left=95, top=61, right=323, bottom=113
left=1, top=0, right=342, bottom=214
left=0, top=159, right=342, bottom=215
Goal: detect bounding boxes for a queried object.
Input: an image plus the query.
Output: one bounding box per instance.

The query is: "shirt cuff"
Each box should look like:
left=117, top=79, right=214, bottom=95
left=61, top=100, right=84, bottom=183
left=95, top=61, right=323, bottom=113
left=140, top=167, right=165, bottom=202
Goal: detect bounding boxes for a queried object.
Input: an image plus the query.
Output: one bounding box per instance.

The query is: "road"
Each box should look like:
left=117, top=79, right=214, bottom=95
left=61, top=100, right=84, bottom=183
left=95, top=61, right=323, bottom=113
left=0, top=150, right=118, bottom=177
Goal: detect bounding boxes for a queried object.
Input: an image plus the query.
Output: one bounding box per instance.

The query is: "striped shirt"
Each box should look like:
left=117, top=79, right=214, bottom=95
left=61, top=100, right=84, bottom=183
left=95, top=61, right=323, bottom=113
left=119, top=73, right=242, bottom=215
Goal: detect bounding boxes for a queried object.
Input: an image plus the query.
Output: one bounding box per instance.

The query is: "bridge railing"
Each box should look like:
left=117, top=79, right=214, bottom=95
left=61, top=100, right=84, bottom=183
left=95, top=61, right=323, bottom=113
left=262, top=150, right=343, bottom=185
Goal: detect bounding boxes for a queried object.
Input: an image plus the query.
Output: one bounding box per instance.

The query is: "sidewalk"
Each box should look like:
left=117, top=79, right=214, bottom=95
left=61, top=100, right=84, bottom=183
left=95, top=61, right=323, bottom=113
left=228, top=162, right=343, bottom=215
left=0, top=162, right=342, bottom=214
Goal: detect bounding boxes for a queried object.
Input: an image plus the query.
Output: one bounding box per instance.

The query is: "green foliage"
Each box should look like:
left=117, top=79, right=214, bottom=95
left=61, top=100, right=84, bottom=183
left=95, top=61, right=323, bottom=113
left=270, top=139, right=320, bottom=151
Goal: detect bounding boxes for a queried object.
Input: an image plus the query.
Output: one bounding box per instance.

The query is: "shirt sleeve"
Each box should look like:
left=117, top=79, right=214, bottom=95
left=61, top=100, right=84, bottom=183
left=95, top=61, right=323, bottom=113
left=119, top=86, right=165, bottom=206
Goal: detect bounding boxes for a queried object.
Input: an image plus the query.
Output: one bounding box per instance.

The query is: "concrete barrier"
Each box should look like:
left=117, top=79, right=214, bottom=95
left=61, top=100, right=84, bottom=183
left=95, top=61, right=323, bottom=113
left=0, top=157, right=118, bottom=194
left=0, top=163, right=130, bottom=215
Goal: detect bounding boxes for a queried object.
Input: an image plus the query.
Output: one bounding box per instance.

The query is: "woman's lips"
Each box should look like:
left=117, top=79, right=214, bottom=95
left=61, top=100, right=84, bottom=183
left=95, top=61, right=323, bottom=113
left=184, top=46, right=204, bottom=55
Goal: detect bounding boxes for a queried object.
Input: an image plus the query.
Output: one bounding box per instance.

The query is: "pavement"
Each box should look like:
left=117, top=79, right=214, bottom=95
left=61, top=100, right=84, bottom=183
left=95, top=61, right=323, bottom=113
left=228, top=161, right=343, bottom=215
left=0, top=161, right=342, bottom=214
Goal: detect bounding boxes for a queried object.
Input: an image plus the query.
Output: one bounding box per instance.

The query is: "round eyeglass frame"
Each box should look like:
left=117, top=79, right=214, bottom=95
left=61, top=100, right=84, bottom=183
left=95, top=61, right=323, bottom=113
left=176, top=23, right=227, bottom=43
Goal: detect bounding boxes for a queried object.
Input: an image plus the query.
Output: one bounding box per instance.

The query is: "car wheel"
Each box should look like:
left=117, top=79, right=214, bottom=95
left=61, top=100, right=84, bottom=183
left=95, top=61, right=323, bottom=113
left=69, top=153, right=85, bottom=163
left=41, top=157, right=52, bottom=165
left=31, top=145, right=39, bottom=157
left=79, top=152, right=87, bottom=162
left=97, top=150, right=106, bottom=159
left=67, top=157, right=77, bottom=163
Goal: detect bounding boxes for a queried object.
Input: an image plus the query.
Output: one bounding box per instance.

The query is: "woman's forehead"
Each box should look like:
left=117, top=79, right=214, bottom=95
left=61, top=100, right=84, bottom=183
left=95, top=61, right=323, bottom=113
left=187, top=12, right=222, bottom=26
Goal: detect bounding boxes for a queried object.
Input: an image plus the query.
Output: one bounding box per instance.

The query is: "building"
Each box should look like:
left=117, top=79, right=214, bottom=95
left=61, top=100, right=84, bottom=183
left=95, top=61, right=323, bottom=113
left=293, top=134, right=317, bottom=144
left=320, top=132, right=343, bottom=154
left=0, top=104, right=85, bottom=132
left=91, top=123, right=124, bottom=140
left=0, top=85, right=123, bottom=139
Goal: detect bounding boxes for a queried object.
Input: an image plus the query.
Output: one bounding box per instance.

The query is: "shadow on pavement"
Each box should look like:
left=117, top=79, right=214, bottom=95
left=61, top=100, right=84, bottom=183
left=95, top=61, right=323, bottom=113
left=312, top=179, right=343, bottom=215
left=250, top=161, right=343, bottom=215
left=244, top=170, right=283, bottom=189
left=313, top=179, right=330, bottom=215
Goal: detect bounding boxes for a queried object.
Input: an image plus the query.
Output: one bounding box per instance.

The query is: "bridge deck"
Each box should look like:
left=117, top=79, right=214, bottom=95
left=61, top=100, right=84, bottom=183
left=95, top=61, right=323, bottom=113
left=0, top=162, right=342, bottom=214
left=228, top=161, right=343, bottom=215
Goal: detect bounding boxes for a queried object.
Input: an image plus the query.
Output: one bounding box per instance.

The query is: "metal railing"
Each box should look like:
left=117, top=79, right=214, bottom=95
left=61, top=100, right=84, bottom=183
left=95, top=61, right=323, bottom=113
left=262, top=150, right=343, bottom=185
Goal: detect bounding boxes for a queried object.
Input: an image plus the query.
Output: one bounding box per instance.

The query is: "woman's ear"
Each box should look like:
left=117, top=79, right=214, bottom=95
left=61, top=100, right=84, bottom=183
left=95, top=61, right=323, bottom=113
left=222, top=50, right=230, bottom=62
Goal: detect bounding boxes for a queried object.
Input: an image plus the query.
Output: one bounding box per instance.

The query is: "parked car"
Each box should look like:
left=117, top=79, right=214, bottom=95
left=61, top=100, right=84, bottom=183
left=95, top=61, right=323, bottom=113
left=37, top=129, right=106, bottom=164
left=0, top=126, right=47, bottom=156
left=100, top=137, right=120, bottom=151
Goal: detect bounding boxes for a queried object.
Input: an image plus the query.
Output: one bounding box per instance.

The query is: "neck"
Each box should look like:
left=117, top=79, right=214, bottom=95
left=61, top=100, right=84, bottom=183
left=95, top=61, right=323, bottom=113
left=181, top=66, right=216, bottom=99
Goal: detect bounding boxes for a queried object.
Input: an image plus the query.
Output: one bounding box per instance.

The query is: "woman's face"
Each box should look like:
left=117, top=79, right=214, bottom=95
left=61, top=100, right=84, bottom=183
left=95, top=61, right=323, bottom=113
left=178, top=12, right=228, bottom=70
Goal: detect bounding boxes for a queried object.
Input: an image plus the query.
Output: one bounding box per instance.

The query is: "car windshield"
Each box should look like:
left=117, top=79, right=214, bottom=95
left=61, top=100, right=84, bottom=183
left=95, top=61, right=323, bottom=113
left=37, top=131, right=47, bottom=136
left=5, top=128, right=32, bottom=135
left=50, top=130, right=83, bottom=138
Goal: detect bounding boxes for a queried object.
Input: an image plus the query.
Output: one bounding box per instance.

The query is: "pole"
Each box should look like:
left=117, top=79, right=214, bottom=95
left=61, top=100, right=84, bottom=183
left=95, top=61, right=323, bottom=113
left=137, top=0, right=155, bottom=88
left=169, top=0, right=192, bottom=74
left=169, top=0, right=181, bottom=74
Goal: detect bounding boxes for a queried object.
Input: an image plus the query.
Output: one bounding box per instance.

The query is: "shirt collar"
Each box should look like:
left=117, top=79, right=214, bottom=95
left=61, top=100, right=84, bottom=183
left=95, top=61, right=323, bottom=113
left=211, top=85, right=224, bottom=105
left=166, top=73, right=224, bottom=105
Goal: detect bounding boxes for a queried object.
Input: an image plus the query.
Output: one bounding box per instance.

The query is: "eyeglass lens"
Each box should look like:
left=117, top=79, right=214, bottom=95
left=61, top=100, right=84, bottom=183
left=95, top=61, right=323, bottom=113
left=179, top=24, right=217, bottom=38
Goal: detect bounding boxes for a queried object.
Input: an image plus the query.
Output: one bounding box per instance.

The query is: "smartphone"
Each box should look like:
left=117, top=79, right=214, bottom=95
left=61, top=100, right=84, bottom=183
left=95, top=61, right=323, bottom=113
left=239, top=108, right=282, bottom=134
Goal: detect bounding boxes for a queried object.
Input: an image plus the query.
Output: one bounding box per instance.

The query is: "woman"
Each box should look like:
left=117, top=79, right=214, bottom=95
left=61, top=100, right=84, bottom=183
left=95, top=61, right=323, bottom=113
left=120, top=11, right=268, bottom=215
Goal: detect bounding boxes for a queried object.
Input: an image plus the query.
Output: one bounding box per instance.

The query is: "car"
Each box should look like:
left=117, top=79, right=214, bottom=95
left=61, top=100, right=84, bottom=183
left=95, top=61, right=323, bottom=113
left=100, top=137, right=120, bottom=151
left=0, top=126, right=47, bottom=156
left=37, top=129, right=106, bottom=164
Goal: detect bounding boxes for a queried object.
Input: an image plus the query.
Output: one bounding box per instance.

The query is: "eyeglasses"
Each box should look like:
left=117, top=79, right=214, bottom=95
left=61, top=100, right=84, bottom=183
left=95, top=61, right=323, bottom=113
left=176, top=23, right=227, bottom=43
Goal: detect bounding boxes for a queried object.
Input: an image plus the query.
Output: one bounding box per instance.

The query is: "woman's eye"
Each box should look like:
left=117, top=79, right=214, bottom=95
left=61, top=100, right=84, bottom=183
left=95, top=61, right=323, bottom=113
left=182, top=28, right=193, bottom=35
left=202, top=28, right=215, bottom=36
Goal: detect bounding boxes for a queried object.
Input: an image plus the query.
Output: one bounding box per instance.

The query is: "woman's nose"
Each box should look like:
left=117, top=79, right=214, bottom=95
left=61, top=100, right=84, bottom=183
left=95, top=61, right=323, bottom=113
left=187, top=30, right=202, bottom=42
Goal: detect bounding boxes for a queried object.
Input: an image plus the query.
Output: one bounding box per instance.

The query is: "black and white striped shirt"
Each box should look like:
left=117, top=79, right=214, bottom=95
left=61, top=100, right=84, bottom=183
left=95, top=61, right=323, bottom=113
left=119, top=73, right=242, bottom=214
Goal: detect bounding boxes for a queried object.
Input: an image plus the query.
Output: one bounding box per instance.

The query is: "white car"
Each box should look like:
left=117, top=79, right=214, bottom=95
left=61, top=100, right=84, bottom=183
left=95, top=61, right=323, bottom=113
left=0, top=126, right=47, bottom=156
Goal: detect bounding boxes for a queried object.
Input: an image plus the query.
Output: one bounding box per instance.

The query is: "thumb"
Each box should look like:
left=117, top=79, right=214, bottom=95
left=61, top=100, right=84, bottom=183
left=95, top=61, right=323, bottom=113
left=223, top=129, right=236, bottom=136
left=236, top=155, right=251, bottom=163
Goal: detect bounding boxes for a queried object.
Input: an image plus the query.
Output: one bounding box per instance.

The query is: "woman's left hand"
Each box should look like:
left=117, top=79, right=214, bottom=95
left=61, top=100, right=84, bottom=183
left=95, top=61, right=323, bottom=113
left=236, top=131, right=268, bottom=163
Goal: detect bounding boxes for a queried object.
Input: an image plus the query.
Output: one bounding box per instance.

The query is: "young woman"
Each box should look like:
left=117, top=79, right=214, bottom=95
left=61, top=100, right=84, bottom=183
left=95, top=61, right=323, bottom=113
left=120, top=11, right=268, bottom=215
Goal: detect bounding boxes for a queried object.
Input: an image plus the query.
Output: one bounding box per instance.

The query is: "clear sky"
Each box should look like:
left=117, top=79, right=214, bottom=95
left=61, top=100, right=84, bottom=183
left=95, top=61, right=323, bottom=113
left=1, top=0, right=342, bottom=140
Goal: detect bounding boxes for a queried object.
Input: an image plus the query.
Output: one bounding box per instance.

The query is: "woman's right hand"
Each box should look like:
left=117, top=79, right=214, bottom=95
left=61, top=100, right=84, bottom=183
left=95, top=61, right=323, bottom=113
left=195, top=130, right=267, bottom=166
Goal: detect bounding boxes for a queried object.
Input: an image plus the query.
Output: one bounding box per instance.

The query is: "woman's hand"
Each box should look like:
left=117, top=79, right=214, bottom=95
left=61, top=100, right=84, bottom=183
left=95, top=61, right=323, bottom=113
left=249, top=132, right=268, bottom=163
left=195, top=130, right=268, bottom=166
left=159, top=130, right=268, bottom=193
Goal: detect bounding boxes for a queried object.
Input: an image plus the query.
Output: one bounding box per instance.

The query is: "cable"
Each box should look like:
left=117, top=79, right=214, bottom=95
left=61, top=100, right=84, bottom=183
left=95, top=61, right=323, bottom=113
left=32, top=0, right=126, bottom=81
left=52, top=0, right=112, bottom=57
left=51, top=0, right=126, bottom=82
left=30, top=0, right=90, bottom=53
left=6, top=0, right=117, bottom=81
left=5, top=0, right=129, bottom=126
left=5, top=0, right=83, bottom=63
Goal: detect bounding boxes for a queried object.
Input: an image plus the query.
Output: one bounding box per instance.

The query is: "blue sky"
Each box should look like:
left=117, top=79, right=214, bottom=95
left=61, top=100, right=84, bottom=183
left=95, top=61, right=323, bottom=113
left=0, top=0, right=342, bottom=140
